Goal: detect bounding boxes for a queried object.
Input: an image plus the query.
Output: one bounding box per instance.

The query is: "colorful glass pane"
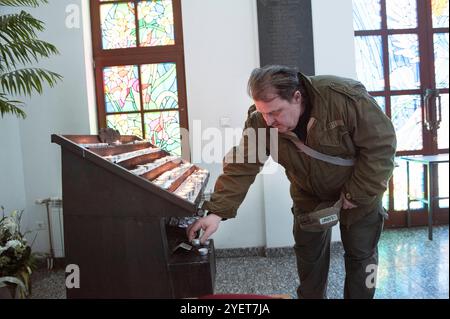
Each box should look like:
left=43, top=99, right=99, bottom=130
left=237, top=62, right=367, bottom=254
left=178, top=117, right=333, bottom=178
left=352, top=0, right=381, bottom=31
left=388, top=34, right=420, bottom=90
left=138, top=0, right=175, bottom=47
left=107, top=113, right=143, bottom=138
left=103, top=65, right=141, bottom=113
left=374, top=96, right=386, bottom=113
left=434, top=33, right=449, bottom=89
left=393, top=159, right=424, bottom=211
left=432, top=0, right=449, bottom=28
left=100, top=3, right=137, bottom=50
left=145, top=111, right=181, bottom=155
left=391, top=95, right=423, bottom=151
left=438, top=163, right=449, bottom=208
left=386, top=0, right=417, bottom=29
left=438, top=94, right=449, bottom=149
left=355, top=36, right=384, bottom=91
left=141, top=63, right=178, bottom=110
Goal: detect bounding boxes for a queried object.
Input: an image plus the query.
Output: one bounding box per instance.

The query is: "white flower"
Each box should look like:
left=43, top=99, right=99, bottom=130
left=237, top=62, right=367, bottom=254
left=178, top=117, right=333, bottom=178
left=1, top=217, right=18, bottom=234
left=0, top=240, right=24, bottom=255
left=6, top=239, right=23, bottom=249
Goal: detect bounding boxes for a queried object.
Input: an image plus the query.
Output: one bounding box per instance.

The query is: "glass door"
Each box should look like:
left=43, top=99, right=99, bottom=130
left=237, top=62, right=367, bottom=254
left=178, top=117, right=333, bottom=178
left=353, top=0, right=449, bottom=227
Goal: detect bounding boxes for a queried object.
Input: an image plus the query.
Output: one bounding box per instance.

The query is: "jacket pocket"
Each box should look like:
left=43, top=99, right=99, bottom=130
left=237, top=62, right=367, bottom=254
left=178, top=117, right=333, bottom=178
left=318, top=127, right=349, bottom=156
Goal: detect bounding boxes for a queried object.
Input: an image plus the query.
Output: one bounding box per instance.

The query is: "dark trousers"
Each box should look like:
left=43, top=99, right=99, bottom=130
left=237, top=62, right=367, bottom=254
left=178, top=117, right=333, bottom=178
left=293, top=204, right=384, bottom=299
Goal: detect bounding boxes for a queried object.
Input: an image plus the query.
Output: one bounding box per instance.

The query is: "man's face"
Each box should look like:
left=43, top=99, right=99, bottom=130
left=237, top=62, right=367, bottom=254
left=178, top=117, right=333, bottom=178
left=254, top=91, right=303, bottom=133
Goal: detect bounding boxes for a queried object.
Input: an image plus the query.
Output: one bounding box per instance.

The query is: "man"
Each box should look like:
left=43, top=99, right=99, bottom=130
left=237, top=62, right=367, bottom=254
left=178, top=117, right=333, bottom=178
left=188, top=65, right=396, bottom=299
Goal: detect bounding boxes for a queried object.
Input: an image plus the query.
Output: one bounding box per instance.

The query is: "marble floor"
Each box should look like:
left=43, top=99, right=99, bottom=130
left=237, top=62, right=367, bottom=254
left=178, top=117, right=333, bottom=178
left=29, top=225, right=449, bottom=299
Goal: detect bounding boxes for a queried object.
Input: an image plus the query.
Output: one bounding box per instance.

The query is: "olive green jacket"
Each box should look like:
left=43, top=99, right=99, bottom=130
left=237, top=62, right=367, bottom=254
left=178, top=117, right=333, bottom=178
left=202, top=73, right=397, bottom=225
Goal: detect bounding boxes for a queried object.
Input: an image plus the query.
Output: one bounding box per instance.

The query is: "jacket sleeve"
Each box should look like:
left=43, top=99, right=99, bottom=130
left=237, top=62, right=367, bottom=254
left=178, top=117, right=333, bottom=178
left=201, top=107, right=268, bottom=219
left=342, top=94, right=397, bottom=206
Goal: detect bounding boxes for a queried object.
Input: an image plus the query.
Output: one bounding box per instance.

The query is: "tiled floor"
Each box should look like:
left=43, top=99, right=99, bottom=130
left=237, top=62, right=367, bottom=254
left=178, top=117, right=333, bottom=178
left=29, top=225, right=449, bottom=299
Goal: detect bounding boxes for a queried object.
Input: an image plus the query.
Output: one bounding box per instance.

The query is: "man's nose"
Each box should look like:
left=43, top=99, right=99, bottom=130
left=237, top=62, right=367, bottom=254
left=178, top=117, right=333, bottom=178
left=264, top=114, right=274, bottom=126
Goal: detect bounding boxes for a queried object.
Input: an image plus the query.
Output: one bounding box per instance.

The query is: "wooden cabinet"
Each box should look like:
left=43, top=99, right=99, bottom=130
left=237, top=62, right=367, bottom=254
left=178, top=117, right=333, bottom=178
left=52, top=133, right=215, bottom=298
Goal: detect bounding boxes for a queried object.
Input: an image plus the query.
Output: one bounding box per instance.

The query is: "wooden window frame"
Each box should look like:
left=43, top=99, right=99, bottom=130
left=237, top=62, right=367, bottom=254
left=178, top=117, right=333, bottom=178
left=354, top=0, right=449, bottom=157
left=354, top=0, right=449, bottom=226
left=90, top=0, right=189, bottom=143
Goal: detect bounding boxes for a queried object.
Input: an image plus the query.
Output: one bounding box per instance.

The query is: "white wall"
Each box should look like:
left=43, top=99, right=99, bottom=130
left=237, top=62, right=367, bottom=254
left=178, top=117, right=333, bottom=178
left=0, top=116, right=26, bottom=215
left=0, top=0, right=357, bottom=252
left=312, top=0, right=357, bottom=79
left=262, top=162, right=293, bottom=248
left=181, top=0, right=265, bottom=249
left=0, top=0, right=94, bottom=252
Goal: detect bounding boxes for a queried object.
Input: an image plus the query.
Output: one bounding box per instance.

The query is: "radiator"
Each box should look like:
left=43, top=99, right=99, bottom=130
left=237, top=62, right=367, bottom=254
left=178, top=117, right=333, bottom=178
left=36, top=197, right=65, bottom=259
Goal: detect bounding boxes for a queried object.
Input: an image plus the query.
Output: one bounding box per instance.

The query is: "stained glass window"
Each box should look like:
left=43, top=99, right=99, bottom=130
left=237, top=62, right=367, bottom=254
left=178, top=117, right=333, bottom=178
left=138, top=1, right=175, bottom=47
left=355, top=36, right=384, bottom=91
left=393, top=159, right=424, bottom=211
left=432, top=0, right=449, bottom=28
left=103, top=65, right=141, bottom=113
left=93, top=1, right=187, bottom=156
left=100, top=3, right=137, bottom=50
left=352, top=0, right=381, bottom=31
left=352, top=0, right=449, bottom=222
left=391, top=95, right=423, bottom=151
left=388, top=34, right=420, bottom=90
left=100, top=0, right=175, bottom=50
left=434, top=33, right=449, bottom=89
left=141, top=63, right=178, bottom=110
left=145, top=111, right=181, bottom=155
left=102, top=62, right=182, bottom=153
left=437, top=94, right=449, bottom=150
left=107, top=113, right=143, bottom=137
left=386, top=0, right=417, bottom=29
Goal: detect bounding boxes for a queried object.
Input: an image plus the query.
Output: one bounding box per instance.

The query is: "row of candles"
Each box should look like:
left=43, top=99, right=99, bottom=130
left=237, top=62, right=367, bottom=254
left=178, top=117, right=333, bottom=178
left=80, top=139, right=149, bottom=149
left=103, top=147, right=161, bottom=163
left=130, top=156, right=180, bottom=176
left=173, top=169, right=209, bottom=201
left=152, top=163, right=194, bottom=190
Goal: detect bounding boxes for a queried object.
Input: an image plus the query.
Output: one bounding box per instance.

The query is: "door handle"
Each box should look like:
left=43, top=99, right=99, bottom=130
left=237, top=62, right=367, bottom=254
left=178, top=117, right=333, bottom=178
left=424, top=88, right=441, bottom=131
left=436, top=93, right=442, bottom=130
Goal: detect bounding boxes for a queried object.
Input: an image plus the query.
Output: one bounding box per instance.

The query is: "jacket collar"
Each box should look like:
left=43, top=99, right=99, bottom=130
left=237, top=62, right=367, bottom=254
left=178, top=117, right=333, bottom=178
left=298, top=72, right=325, bottom=122
left=279, top=73, right=325, bottom=141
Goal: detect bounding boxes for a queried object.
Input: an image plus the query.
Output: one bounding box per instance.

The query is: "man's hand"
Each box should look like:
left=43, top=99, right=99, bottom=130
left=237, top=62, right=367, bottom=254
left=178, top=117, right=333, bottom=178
left=187, top=213, right=222, bottom=244
left=341, top=193, right=358, bottom=210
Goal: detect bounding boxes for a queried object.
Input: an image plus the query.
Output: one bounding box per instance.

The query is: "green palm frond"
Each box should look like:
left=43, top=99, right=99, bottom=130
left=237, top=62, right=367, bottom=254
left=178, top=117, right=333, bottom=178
left=0, top=0, right=61, bottom=119
left=0, top=39, right=59, bottom=71
left=0, top=11, right=45, bottom=41
left=0, top=93, right=26, bottom=119
left=0, top=0, right=47, bottom=7
left=1, top=68, right=62, bottom=96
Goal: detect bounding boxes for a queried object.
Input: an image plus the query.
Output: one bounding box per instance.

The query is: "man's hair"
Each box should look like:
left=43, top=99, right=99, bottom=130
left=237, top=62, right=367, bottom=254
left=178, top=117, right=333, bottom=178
left=247, top=65, right=301, bottom=102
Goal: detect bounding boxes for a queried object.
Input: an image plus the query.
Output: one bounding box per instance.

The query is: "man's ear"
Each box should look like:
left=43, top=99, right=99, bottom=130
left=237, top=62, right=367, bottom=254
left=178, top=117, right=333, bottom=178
left=293, top=90, right=301, bottom=103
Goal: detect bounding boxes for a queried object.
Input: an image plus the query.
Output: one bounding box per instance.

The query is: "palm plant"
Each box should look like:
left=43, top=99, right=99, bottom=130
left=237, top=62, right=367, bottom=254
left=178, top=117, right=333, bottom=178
left=0, top=0, right=62, bottom=119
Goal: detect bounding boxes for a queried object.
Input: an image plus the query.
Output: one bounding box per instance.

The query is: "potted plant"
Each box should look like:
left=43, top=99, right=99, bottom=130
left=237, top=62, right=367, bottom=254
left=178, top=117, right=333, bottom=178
left=0, top=208, right=37, bottom=298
